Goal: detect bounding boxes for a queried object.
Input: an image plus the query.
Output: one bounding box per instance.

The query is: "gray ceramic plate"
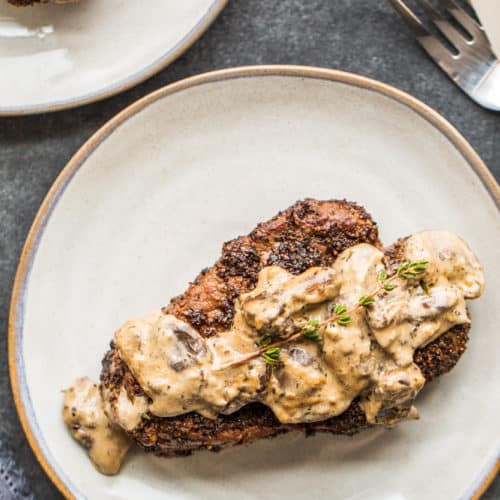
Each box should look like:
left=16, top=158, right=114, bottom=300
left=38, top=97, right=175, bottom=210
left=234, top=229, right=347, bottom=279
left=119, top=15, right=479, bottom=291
left=9, top=66, right=500, bottom=499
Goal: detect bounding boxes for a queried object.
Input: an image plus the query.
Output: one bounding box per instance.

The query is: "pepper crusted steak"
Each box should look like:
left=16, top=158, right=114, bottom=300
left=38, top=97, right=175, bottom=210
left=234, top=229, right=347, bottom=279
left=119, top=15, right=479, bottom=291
left=100, top=199, right=469, bottom=456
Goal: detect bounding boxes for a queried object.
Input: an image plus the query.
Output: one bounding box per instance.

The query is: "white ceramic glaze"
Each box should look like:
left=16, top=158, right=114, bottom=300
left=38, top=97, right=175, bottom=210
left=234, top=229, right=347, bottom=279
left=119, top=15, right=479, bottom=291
left=0, top=0, right=226, bottom=114
left=10, top=68, right=500, bottom=499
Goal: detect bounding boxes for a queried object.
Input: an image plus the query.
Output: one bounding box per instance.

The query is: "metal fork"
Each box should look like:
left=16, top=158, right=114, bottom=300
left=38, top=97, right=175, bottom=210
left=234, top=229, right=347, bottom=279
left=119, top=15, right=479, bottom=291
left=388, top=0, right=500, bottom=111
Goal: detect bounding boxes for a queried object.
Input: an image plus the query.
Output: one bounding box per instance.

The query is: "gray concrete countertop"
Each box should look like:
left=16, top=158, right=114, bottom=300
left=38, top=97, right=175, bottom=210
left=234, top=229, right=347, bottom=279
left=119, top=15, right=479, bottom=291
left=0, top=1, right=498, bottom=498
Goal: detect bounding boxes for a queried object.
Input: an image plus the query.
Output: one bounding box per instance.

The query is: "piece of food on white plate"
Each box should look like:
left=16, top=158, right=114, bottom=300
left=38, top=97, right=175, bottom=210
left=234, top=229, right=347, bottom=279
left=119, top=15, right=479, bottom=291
left=62, top=199, right=485, bottom=475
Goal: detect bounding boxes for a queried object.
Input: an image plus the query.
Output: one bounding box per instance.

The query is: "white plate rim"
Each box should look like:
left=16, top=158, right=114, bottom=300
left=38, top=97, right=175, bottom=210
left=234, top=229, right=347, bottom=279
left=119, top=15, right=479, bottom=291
left=8, top=65, right=500, bottom=499
left=0, top=0, right=227, bottom=116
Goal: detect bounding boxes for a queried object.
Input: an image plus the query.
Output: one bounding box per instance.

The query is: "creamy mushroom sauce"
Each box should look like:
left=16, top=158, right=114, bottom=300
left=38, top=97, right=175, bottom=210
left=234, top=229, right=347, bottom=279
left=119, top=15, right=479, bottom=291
left=63, top=377, right=131, bottom=475
left=64, top=230, right=484, bottom=473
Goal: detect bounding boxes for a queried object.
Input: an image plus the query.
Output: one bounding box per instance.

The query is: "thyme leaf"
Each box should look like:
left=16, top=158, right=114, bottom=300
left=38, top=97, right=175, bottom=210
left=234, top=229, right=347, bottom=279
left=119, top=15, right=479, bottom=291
left=336, top=314, right=352, bottom=326
left=262, top=347, right=281, bottom=366
left=397, top=260, right=429, bottom=279
left=378, top=270, right=387, bottom=284
left=301, top=319, right=322, bottom=342
left=256, top=334, right=272, bottom=347
left=333, top=304, right=347, bottom=315
left=359, top=295, right=375, bottom=307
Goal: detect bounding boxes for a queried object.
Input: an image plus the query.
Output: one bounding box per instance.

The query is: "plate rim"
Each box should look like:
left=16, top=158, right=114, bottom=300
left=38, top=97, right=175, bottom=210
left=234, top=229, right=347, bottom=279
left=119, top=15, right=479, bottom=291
left=0, top=0, right=227, bottom=116
left=8, top=65, right=500, bottom=499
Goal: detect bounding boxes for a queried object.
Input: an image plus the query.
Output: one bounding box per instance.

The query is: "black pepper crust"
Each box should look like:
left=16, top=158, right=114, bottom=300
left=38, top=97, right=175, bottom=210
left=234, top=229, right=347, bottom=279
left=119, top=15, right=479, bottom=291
left=164, top=199, right=380, bottom=336
left=100, top=199, right=471, bottom=456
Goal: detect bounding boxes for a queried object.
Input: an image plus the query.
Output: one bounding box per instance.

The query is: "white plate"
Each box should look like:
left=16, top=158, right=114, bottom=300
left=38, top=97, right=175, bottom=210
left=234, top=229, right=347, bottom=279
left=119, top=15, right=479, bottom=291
left=0, top=0, right=226, bottom=115
left=9, top=66, right=500, bottom=500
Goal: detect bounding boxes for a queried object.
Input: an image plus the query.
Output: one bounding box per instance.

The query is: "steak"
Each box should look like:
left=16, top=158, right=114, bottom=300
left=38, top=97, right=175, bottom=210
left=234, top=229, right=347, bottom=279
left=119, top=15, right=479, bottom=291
left=100, top=199, right=469, bottom=456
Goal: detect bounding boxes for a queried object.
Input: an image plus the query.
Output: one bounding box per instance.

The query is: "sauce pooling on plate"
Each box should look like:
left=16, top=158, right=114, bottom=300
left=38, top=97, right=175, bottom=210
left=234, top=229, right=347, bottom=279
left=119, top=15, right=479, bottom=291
left=63, top=230, right=484, bottom=473
left=63, top=377, right=130, bottom=475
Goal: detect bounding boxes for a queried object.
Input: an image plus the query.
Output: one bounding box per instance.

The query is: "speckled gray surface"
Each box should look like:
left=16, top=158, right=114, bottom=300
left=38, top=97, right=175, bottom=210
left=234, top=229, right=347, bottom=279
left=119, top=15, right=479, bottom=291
left=0, top=1, right=498, bottom=498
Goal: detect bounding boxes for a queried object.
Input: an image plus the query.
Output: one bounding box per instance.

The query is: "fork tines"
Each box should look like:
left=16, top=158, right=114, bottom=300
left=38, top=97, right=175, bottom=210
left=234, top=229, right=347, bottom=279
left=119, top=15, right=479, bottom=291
left=388, top=0, right=500, bottom=111
left=389, top=0, right=490, bottom=62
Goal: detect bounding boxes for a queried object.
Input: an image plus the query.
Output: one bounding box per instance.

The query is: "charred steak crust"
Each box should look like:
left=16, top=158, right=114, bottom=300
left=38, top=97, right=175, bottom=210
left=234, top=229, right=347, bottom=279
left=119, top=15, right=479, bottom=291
left=164, top=199, right=380, bottom=337
left=100, top=199, right=470, bottom=456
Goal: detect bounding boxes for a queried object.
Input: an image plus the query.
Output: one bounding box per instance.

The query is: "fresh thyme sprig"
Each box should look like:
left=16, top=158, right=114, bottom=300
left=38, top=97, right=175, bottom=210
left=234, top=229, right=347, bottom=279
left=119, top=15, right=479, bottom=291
left=317, top=259, right=430, bottom=328
left=396, top=260, right=429, bottom=279
left=215, top=331, right=305, bottom=370
left=215, top=260, right=429, bottom=369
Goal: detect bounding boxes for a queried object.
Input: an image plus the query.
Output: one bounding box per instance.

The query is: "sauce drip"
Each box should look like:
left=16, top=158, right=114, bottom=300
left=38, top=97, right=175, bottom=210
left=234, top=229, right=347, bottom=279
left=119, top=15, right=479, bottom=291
left=63, top=377, right=130, bottom=475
